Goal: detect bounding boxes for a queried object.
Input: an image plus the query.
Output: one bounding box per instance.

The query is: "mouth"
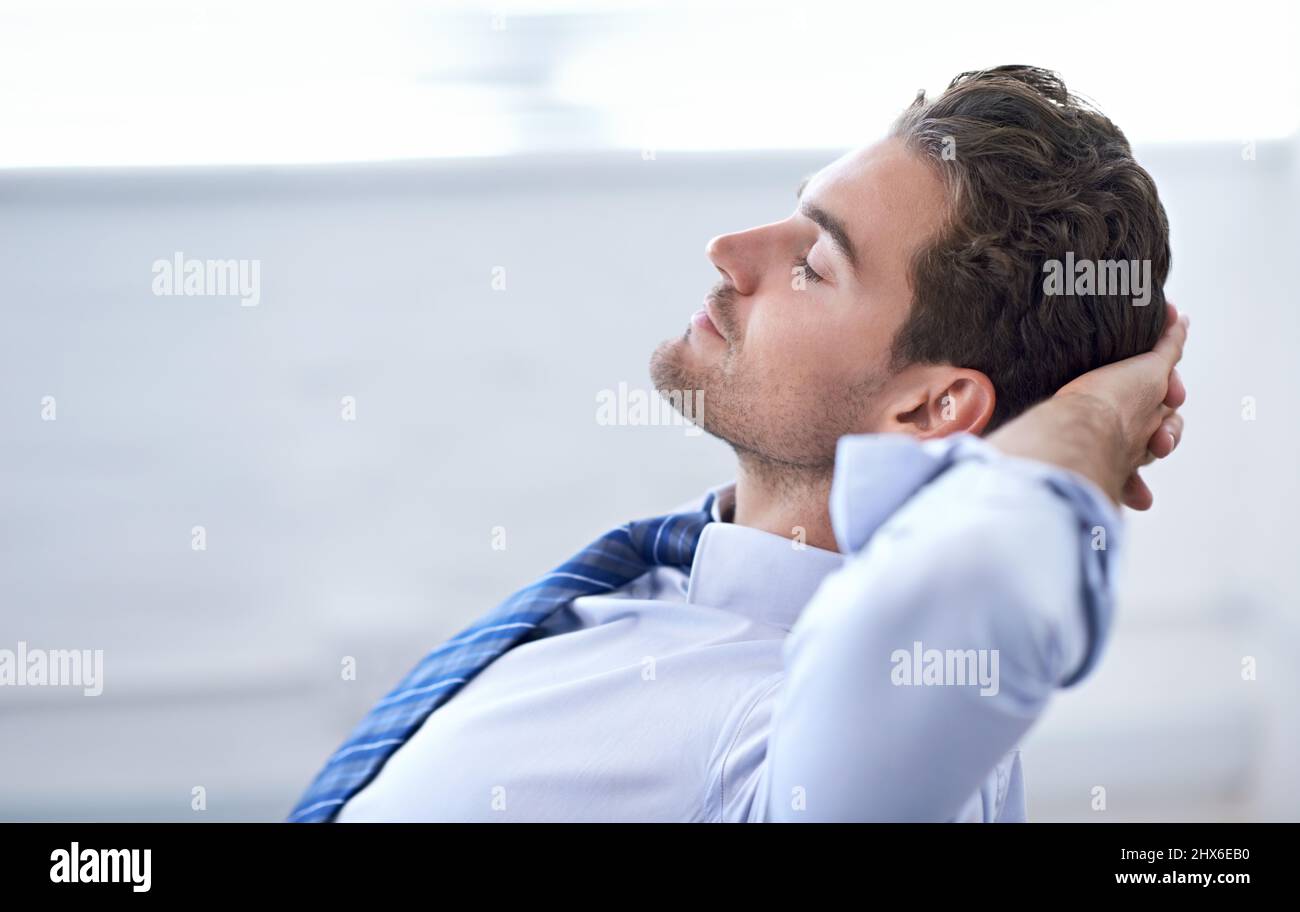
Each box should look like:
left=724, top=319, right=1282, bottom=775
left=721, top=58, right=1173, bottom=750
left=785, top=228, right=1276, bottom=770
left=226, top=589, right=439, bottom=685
left=691, top=298, right=726, bottom=341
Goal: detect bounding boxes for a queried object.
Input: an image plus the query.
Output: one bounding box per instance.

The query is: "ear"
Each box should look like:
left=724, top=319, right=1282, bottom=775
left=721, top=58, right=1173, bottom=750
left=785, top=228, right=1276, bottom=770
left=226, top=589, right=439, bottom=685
left=887, top=369, right=996, bottom=439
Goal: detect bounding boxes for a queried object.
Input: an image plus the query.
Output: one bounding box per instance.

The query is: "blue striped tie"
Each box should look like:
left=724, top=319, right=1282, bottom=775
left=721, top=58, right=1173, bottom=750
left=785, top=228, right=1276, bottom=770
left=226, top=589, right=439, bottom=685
left=287, top=496, right=716, bottom=822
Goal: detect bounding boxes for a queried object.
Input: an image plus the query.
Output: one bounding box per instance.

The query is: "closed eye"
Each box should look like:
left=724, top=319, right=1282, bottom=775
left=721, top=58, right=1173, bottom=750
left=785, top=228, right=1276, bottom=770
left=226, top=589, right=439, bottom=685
left=793, top=254, right=824, bottom=284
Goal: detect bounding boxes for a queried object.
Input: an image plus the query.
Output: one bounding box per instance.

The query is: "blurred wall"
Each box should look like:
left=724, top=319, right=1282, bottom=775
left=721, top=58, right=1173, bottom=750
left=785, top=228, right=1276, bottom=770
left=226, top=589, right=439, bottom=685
left=1, top=141, right=1296, bottom=821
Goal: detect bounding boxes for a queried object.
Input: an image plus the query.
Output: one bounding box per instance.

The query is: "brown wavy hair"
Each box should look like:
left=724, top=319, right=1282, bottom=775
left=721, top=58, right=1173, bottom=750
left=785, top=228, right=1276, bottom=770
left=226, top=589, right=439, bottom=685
left=889, top=65, right=1171, bottom=430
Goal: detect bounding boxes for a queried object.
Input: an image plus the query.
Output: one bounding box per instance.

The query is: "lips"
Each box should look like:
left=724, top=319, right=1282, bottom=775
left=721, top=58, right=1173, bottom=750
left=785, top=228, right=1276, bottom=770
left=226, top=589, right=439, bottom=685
left=700, top=296, right=727, bottom=340
left=691, top=306, right=724, bottom=341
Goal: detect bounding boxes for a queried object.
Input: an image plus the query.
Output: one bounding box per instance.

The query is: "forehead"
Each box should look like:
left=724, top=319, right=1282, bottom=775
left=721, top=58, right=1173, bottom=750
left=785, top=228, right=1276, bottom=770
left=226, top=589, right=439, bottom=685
left=801, top=138, right=948, bottom=277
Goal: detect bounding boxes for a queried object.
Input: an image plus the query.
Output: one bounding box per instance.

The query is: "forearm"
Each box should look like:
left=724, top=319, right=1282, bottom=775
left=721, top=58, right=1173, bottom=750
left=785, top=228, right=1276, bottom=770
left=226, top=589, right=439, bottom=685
left=987, top=393, right=1127, bottom=507
left=762, top=436, right=1117, bottom=822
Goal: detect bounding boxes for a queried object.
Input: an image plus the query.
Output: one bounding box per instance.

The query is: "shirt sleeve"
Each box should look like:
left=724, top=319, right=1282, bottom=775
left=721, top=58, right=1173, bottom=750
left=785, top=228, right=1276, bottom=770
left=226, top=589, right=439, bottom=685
left=754, top=432, right=1121, bottom=822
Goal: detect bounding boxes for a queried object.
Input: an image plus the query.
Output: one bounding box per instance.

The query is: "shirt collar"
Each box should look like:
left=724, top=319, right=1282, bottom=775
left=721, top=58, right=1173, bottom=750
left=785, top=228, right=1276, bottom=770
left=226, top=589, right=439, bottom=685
left=708, top=481, right=735, bottom=522
left=685, top=481, right=844, bottom=631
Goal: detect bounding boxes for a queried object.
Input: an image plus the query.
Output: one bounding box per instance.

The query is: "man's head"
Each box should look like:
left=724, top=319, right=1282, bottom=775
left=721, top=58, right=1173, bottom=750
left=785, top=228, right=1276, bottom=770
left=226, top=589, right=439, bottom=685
left=650, top=65, right=1170, bottom=473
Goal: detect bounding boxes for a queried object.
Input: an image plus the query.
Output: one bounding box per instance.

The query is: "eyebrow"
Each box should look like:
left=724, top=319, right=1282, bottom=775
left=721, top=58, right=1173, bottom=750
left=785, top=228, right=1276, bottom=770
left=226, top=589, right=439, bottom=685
left=796, top=177, right=859, bottom=272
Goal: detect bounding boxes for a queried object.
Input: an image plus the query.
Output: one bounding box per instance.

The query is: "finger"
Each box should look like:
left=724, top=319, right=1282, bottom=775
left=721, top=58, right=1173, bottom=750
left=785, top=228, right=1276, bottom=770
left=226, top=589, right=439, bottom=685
left=1147, top=430, right=1174, bottom=459
left=1164, top=367, right=1186, bottom=409
left=1152, top=304, right=1189, bottom=370
left=1140, top=404, right=1174, bottom=457
left=1163, top=412, right=1183, bottom=453
left=1145, top=409, right=1183, bottom=459
left=1122, top=471, right=1154, bottom=511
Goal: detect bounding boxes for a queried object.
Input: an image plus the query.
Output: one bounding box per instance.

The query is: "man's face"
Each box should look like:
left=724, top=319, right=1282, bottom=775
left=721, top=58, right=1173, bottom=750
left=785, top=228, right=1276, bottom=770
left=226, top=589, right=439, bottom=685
left=650, top=137, right=948, bottom=469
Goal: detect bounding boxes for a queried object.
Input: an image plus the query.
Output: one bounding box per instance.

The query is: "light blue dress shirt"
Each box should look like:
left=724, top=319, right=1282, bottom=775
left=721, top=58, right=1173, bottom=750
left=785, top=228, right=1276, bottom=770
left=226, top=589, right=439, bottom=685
left=336, top=432, right=1118, bottom=822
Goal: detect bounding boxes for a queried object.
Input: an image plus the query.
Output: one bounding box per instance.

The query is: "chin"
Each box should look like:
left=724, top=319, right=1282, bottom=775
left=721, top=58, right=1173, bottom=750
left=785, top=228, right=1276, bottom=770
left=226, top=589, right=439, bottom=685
left=649, top=335, right=692, bottom=391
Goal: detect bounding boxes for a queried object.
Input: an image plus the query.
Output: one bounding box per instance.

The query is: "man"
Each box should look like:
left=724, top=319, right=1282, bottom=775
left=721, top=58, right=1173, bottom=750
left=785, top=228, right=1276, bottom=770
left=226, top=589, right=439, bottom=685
left=291, top=66, right=1187, bottom=822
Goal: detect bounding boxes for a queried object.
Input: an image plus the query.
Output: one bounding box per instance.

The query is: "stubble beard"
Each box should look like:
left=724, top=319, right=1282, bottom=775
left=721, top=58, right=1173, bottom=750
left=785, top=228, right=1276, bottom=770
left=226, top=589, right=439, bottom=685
left=648, top=330, right=861, bottom=476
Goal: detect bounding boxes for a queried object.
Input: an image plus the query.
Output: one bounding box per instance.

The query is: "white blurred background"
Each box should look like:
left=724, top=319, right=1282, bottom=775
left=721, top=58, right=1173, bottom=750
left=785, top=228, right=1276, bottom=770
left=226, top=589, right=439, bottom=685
left=1, top=0, right=1297, bottom=822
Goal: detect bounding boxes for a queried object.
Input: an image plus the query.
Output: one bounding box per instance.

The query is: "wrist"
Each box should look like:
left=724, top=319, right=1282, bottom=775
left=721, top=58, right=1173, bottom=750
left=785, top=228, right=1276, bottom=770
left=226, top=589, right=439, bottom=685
left=988, top=394, right=1125, bottom=506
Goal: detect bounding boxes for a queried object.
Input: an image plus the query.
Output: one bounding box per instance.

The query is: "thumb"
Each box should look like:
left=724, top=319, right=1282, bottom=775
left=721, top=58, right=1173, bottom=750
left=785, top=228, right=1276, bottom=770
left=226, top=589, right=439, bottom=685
left=1152, top=302, right=1189, bottom=370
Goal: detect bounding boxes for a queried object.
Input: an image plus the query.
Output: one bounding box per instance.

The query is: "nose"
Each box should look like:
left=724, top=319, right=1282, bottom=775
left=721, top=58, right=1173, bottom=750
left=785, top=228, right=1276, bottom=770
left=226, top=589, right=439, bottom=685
left=705, top=230, right=760, bottom=296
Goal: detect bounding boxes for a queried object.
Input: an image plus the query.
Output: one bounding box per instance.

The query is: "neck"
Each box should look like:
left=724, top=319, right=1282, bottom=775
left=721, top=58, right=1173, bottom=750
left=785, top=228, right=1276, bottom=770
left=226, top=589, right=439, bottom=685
left=730, top=452, right=838, bottom=552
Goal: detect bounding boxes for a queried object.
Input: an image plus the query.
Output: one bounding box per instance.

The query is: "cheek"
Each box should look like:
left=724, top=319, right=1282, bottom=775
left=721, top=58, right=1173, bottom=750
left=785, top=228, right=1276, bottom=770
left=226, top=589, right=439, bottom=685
left=742, top=304, right=876, bottom=387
